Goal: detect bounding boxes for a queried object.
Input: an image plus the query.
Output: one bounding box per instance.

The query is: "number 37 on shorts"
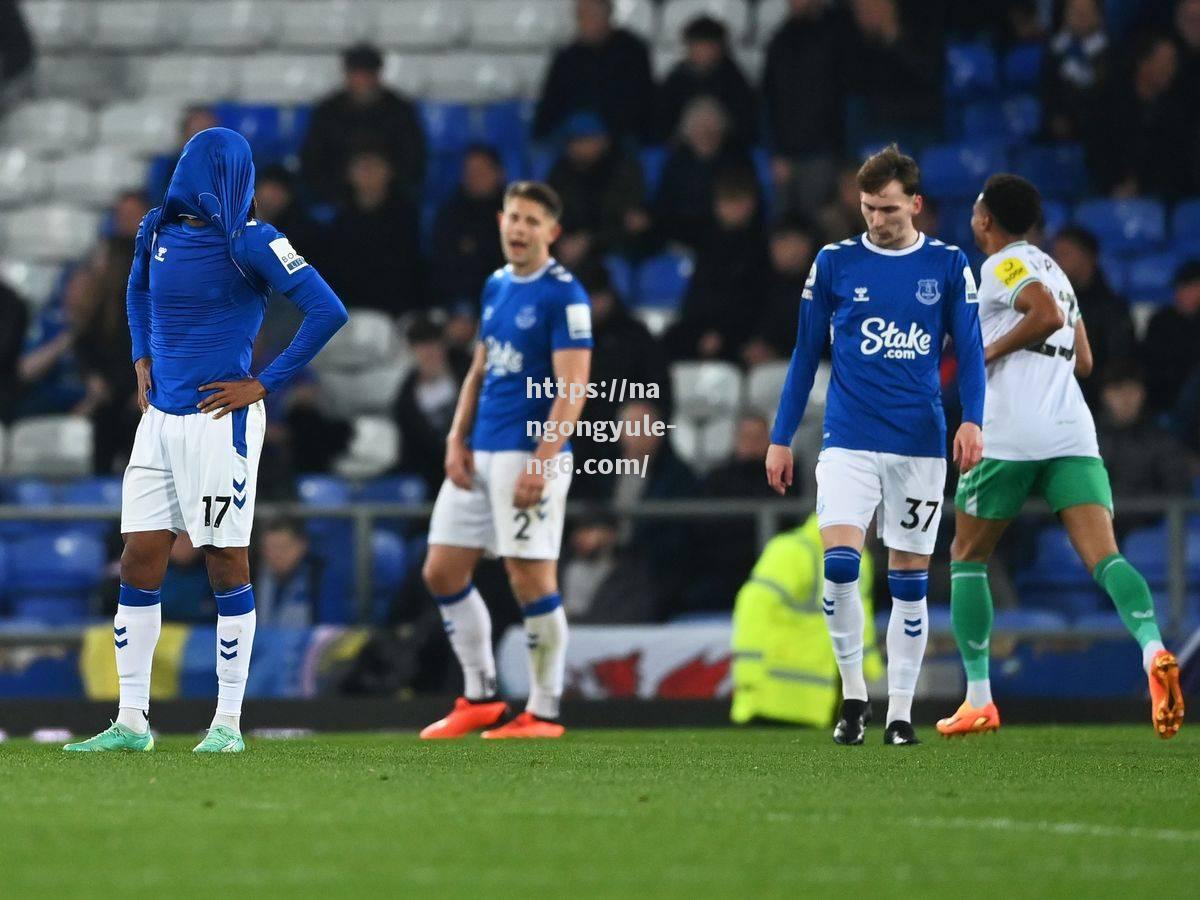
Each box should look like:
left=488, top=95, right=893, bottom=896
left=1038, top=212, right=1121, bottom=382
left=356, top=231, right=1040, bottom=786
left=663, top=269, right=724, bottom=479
left=814, top=448, right=947, bottom=556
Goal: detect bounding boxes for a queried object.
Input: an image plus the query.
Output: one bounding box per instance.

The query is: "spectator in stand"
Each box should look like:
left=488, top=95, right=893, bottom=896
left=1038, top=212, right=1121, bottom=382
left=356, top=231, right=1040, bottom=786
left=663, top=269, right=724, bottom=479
left=656, top=16, right=759, bottom=147
left=744, top=217, right=819, bottom=364
left=816, top=160, right=864, bottom=242
left=1042, top=0, right=1112, bottom=143
left=0, top=0, right=34, bottom=96
left=393, top=317, right=469, bottom=495
left=254, top=165, right=317, bottom=357
left=1175, top=0, right=1200, bottom=98
left=762, top=0, right=849, bottom=216
left=665, top=169, right=769, bottom=363
left=314, top=145, right=424, bottom=317
left=655, top=96, right=755, bottom=250
left=533, top=0, right=655, bottom=144
left=561, top=512, right=657, bottom=623
left=1141, top=260, right=1200, bottom=414
left=1088, top=32, right=1193, bottom=199
left=570, top=264, right=670, bottom=493
left=547, top=113, right=648, bottom=267
left=842, top=0, right=941, bottom=148
left=300, top=43, right=425, bottom=205
left=1051, top=225, right=1135, bottom=405
left=145, top=106, right=218, bottom=203
left=254, top=519, right=325, bottom=627
left=428, top=145, right=505, bottom=309
left=259, top=377, right=353, bottom=496
left=0, top=277, right=29, bottom=422
left=685, top=414, right=781, bottom=612
left=159, top=533, right=214, bottom=623
left=1096, top=363, right=1193, bottom=531
left=79, top=191, right=150, bottom=472
left=15, top=266, right=93, bottom=417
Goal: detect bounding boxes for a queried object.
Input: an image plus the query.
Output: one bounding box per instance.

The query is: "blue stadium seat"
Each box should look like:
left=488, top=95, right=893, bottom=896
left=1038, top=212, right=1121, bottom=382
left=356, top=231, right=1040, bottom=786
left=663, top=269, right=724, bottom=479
left=528, top=145, right=555, bottom=181
left=9, top=530, right=105, bottom=624
left=1041, top=199, right=1069, bottom=238
left=212, top=102, right=286, bottom=163
left=477, top=99, right=531, bottom=156
left=1125, top=251, right=1179, bottom=304
left=423, top=152, right=465, bottom=209
left=419, top=101, right=472, bottom=154
left=992, top=609, right=1069, bottom=633
left=939, top=201, right=975, bottom=248
left=919, top=142, right=1008, bottom=200
left=1013, top=526, right=1106, bottom=616
left=0, top=478, right=58, bottom=540
left=945, top=42, right=998, bottom=100
left=1012, top=144, right=1088, bottom=199
left=357, top=475, right=428, bottom=536
left=638, top=145, right=668, bottom=199
left=1171, top=198, right=1200, bottom=239
left=633, top=252, right=694, bottom=309
left=1073, top=611, right=1127, bottom=634
left=603, top=254, right=635, bottom=301
left=372, top=529, right=408, bottom=620
left=1002, top=43, right=1043, bottom=90
left=1029, top=526, right=1092, bottom=586
left=1121, top=525, right=1166, bottom=584
left=1073, top=198, right=1167, bottom=254
left=60, top=476, right=123, bottom=539
left=961, top=95, right=1041, bottom=145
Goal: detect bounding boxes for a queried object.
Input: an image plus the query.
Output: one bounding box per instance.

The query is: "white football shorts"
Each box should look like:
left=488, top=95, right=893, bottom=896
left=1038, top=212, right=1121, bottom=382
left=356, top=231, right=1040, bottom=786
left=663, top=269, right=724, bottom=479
left=428, top=450, right=573, bottom=560
left=814, top=447, right=947, bottom=556
left=121, top=402, right=266, bottom=548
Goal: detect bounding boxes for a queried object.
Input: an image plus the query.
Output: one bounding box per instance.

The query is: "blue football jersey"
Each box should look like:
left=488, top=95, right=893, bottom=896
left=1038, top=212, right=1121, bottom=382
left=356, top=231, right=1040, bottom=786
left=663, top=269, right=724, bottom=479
left=471, top=259, right=593, bottom=452
left=771, top=233, right=986, bottom=458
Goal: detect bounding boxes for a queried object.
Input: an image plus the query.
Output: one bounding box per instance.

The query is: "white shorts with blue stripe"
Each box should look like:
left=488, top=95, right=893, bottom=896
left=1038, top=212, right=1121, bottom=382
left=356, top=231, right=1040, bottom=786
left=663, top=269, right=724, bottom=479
left=121, top=401, right=266, bottom=548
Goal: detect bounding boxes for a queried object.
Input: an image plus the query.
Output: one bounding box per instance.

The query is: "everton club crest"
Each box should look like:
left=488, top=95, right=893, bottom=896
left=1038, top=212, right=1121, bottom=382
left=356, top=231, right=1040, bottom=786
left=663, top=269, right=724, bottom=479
left=915, top=278, right=941, bottom=305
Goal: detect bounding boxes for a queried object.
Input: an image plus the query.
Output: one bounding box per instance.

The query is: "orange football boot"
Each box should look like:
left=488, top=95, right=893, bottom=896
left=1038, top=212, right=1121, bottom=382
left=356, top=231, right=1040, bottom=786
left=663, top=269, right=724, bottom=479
left=420, top=697, right=508, bottom=739
left=481, top=711, right=565, bottom=739
left=936, top=700, right=1001, bottom=737
left=1149, top=650, right=1184, bottom=740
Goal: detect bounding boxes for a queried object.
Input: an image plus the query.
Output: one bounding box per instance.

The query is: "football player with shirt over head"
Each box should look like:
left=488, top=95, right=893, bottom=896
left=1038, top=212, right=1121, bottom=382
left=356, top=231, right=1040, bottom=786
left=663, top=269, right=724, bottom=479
left=64, top=129, right=348, bottom=754
left=421, top=182, right=592, bottom=739
left=766, top=145, right=987, bottom=746
left=937, top=174, right=1183, bottom=740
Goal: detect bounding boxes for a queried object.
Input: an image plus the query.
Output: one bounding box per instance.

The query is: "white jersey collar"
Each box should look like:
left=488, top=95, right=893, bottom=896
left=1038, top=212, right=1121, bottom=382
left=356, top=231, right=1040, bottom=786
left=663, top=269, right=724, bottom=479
left=861, top=232, right=926, bottom=256
left=505, top=257, right=555, bottom=284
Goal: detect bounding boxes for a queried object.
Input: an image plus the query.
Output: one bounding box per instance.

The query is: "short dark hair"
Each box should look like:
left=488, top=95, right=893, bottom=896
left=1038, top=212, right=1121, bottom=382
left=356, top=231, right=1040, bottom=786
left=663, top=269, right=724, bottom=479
left=503, top=181, right=563, bottom=220
left=683, top=15, right=727, bottom=44
left=1055, top=224, right=1099, bottom=257
left=343, top=43, right=383, bottom=73
left=406, top=316, right=444, bottom=344
left=463, top=143, right=503, bottom=168
left=981, top=173, right=1042, bottom=236
left=857, top=144, right=920, bottom=196
left=265, top=517, right=308, bottom=541
left=1100, top=360, right=1144, bottom=388
left=714, top=167, right=759, bottom=201
left=1173, top=259, right=1200, bottom=287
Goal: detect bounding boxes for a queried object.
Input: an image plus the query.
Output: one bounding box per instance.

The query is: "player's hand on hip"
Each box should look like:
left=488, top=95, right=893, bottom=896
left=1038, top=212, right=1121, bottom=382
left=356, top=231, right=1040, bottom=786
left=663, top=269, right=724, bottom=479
left=197, top=378, right=267, bottom=419
left=134, top=357, right=152, bottom=413
left=765, top=443, right=793, bottom=496
left=512, top=468, right=545, bottom=509
left=444, top=438, right=474, bottom=489
left=953, top=422, right=984, bottom=473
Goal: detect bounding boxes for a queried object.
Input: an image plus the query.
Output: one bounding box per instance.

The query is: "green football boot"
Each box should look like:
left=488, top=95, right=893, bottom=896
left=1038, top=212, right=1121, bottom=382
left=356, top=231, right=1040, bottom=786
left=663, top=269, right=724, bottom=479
left=63, top=721, right=155, bottom=752
left=193, top=725, right=245, bottom=753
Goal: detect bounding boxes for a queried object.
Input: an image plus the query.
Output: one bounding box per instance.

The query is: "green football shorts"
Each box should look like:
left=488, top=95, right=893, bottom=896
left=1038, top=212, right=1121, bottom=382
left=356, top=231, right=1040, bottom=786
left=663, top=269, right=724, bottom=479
left=954, top=456, right=1113, bottom=520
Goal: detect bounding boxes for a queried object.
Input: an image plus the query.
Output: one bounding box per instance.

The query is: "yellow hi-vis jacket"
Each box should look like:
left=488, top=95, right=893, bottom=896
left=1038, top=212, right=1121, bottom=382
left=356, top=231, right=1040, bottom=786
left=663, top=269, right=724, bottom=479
left=730, top=514, right=883, bottom=726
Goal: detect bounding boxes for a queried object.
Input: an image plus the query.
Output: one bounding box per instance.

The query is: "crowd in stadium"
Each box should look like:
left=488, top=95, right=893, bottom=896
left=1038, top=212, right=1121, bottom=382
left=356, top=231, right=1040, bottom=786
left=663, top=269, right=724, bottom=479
left=0, top=0, right=1199, bottom=629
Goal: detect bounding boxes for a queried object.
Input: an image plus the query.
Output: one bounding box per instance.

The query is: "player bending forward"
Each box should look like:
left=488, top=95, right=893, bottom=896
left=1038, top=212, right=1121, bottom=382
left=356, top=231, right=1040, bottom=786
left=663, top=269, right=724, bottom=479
left=766, top=145, right=986, bottom=745
left=65, top=129, right=348, bottom=753
left=937, top=174, right=1184, bottom=739
left=420, top=182, right=591, bottom=739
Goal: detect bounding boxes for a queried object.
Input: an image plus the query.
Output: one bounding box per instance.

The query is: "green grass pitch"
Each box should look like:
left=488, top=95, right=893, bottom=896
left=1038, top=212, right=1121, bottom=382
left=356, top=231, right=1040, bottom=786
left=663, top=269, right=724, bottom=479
left=4, top=727, right=1198, bottom=898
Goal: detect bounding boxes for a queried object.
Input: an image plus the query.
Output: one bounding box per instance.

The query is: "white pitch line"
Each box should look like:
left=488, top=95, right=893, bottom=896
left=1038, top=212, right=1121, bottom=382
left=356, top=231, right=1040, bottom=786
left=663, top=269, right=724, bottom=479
left=909, top=815, right=1200, bottom=844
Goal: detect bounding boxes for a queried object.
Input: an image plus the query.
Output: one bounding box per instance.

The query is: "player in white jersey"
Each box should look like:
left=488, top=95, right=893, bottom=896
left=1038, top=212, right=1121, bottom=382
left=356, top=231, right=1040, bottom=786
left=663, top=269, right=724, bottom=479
left=420, top=182, right=592, bottom=739
left=938, top=174, right=1183, bottom=739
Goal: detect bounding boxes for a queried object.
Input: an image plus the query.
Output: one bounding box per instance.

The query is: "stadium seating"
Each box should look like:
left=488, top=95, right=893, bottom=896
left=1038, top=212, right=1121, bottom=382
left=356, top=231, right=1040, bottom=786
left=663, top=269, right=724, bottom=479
left=633, top=251, right=694, bottom=309
left=314, top=309, right=399, bottom=370
left=372, top=528, right=409, bottom=617
left=374, top=0, right=472, bottom=49
left=1013, top=526, right=1106, bottom=617
left=275, top=0, right=373, bottom=50
left=755, top=0, right=790, bottom=42
left=603, top=254, right=635, bottom=301
left=0, top=98, right=93, bottom=152
left=0, top=259, right=61, bottom=310
left=1001, top=43, right=1043, bottom=91
left=1171, top=198, right=1200, bottom=240
left=744, top=360, right=788, bottom=418
left=97, top=100, right=183, bottom=155
left=1, top=204, right=101, bottom=262
left=356, top=475, right=427, bottom=537
left=424, top=53, right=524, bottom=102
left=1125, top=251, right=1179, bottom=304
left=671, top=361, right=741, bottom=420
left=0, top=149, right=51, bottom=207
left=181, top=0, right=275, bottom=50
left=944, top=42, right=998, bottom=100
left=319, top=363, right=409, bottom=417
left=632, top=308, right=678, bottom=337
left=91, top=0, right=180, bottom=50
left=333, top=417, right=402, bottom=479
left=469, top=1, right=573, bottom=50
left=919, top=142, right=1008, bottom=200
left=1073, top=198, right=1167, bottom=254
left=30, top=53, right=134, bottom=103
left=8, top=416, right=93, bottom=478
left=51, top=149, right=148, bottom=207
left=133, top=55, right=241, bottom=103
left=670, top=416, right=737, bottom=473
left=613, top=0, right=658, bottom=41
left=19, top=0, right=94, bottom=50
left=1011, top=144, right=1088, bottom=200
left=960, top=95, right=1041, bottom=145
left=237, top=54, right=342, bottom=104
left=8, top=530, right=105, bottom=625
left=420, top=101, right=473, bottom=155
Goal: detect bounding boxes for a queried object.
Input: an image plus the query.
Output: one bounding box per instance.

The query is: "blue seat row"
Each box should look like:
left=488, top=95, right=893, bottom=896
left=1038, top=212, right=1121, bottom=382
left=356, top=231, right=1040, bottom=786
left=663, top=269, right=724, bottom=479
left=945, top=41, right=1044, bottom=100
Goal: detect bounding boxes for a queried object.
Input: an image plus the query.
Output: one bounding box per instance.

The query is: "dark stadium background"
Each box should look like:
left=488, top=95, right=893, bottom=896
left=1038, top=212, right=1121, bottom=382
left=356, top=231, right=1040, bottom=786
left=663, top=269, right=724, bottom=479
left=0, top=0, right=1198, bottom=730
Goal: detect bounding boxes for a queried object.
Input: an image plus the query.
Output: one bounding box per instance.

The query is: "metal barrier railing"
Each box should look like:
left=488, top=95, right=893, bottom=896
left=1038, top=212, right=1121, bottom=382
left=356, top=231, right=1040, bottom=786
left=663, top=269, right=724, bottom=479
left=0, top=496, right=1195, bottom=633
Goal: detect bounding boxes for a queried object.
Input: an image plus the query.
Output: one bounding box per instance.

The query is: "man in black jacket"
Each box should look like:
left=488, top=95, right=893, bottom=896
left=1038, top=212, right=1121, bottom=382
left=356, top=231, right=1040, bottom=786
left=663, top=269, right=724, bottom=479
left=428, top=146, right=506, bottom=309
left=300, top=43, right=426, bottom=205
left=533, top=0, right=655, bottom=143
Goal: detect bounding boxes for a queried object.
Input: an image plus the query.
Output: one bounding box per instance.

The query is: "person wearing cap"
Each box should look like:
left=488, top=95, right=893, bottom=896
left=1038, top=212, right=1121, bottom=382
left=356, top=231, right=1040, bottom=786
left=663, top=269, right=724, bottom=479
left=300, top=42, right=426, bottom=205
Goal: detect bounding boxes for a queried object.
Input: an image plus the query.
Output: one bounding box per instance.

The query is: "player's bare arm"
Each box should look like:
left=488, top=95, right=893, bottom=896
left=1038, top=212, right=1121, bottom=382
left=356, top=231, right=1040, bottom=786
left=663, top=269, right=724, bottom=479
left=982, top=281, right=1065, bottom=365
left=1073, top=318, right=1094, bottom=378
left=444, top=341, right=487, bottom=489
left=196, top=377, right=267, bottom=418
left=513, top=347, right=590, bottom=509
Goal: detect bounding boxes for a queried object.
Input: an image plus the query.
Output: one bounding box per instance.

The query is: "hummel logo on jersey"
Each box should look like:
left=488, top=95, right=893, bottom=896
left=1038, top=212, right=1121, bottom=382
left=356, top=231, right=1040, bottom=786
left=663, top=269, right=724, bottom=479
left=859, top=318, right=933, bottom=359
left=484, top=335, right=524, bottom=375
left=154, top=246, right=168, bottom=262
left=853, top=286, right=870, bottom=302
